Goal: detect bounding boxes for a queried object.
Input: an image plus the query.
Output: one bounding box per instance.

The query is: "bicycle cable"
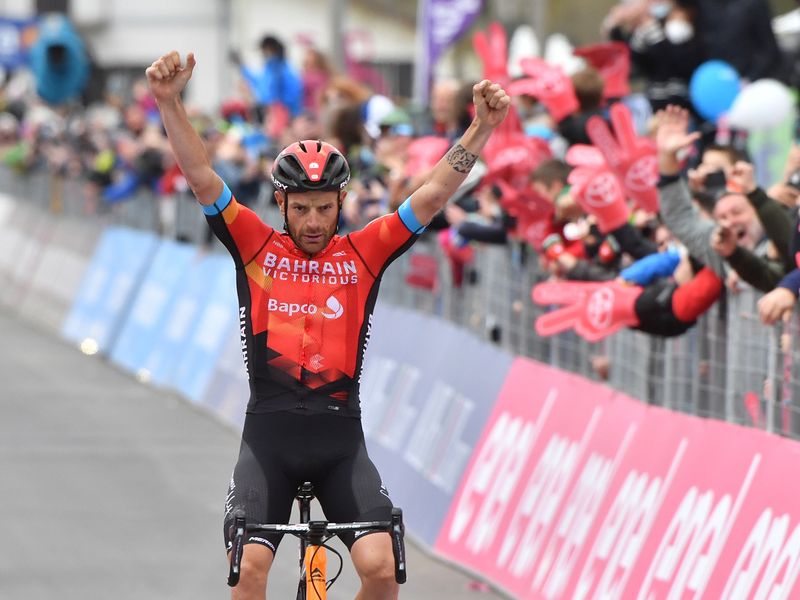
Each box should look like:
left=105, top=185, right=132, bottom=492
left=322, top=540, right=343, bottom=590
left=308, top=539, right=343, bottom=599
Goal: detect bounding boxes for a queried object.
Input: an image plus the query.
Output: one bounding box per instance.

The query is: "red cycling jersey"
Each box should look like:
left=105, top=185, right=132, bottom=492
left=205, top=183, right=419, bottom=417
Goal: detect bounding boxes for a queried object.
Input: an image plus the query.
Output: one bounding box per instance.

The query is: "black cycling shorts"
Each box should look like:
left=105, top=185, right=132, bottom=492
left=223, top=411, right=393, bottom=554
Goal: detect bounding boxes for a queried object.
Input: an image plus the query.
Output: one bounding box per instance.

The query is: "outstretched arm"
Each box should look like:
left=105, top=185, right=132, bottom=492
left=146, top=51, right=222, bottom=205
left=407, top=80, right=510, bottom=226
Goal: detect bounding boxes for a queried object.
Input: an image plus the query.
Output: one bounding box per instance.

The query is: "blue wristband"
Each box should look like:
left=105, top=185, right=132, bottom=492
left=398, top=197, right=426, bottom=234
left=202, top=182, right=233, bottom=215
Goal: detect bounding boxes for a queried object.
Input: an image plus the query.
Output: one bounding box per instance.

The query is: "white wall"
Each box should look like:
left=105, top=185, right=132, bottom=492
left=0, top=0, right=34, bottom=18
left=7, top=0, right=432, bottom=110
left=72, top=0, right=225, bottom=111
left=230, top=0, right=417, bottom=68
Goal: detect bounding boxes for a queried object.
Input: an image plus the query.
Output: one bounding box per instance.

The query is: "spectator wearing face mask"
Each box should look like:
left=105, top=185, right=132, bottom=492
left=608, top=0, right=705, bottom=114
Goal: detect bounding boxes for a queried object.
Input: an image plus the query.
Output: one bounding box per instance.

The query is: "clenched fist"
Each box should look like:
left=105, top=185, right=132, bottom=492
left=472, top=80, right=510, bottom=130
left=146, top=51, right=196, bottom=104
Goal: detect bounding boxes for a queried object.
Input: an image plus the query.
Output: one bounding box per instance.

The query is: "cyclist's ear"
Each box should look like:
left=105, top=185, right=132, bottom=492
left=274, top=189, right=286, bottom=209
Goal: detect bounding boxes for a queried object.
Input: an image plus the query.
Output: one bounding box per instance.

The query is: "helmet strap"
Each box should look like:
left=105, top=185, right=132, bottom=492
left=281, top=191, right=291, bottom=234
left=335, top=193, right=344, bottom=235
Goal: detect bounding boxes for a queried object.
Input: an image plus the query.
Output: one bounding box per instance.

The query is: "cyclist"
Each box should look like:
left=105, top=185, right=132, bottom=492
left=146, top=50, right=509, bottom=600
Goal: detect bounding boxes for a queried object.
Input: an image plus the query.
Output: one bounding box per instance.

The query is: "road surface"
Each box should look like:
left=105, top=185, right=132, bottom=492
left=0, top=309, right=506, bottom=599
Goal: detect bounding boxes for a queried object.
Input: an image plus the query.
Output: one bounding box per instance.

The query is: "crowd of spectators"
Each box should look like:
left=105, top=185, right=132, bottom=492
left=3, top=0, right=800, bottom=379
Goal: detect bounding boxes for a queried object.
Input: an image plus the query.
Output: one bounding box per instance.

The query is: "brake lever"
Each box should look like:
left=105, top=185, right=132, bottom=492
left=227, top=510, right=246, bottom=587
left=390, top=507, right=407, bottom=584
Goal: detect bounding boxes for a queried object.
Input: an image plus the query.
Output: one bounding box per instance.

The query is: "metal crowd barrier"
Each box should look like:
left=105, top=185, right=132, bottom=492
left=5, top=167, right=798, bottom=440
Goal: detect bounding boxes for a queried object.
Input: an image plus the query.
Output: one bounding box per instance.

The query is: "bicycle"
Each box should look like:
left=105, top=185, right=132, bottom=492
left=227, top=481, right=407, bottom=599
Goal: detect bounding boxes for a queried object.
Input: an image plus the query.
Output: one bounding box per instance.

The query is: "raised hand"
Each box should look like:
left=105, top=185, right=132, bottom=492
left=473, top=80, right=511, bottom=130
left=565, top=143, right=630, bottom=233
left=728, top=160, right=757, bottom=195
left=508, top=58, right=579, bottom=122
left=655, top=105, right=701, bottom=176
left=145, top=51, right=196, bottom=104
left=532, top=279, right=642, bottom=342
left=586, top=102, right=659, bottom=212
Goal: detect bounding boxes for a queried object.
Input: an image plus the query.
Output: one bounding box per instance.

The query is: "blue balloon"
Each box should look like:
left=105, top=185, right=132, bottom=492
left=689, top=60, right=741, bottom=122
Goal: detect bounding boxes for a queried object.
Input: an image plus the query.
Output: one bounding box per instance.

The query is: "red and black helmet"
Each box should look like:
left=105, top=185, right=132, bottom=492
left=271, top=140, right=350, bottom=194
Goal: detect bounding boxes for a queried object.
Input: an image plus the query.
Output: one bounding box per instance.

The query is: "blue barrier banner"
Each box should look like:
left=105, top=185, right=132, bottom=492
left=61, top=227, right=159, bottom=353
left=168, top=258, right=238, bottom=403
left=201, top=323, right=251, bottom=429
left=140, top=253, right=234, bottom=388
left=360, top=302, right=513, bottom=546
left=109, top=239, right=197, bottom=375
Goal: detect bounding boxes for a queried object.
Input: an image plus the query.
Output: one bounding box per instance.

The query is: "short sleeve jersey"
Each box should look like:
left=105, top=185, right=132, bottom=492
left=204, top=183, right=421, bottom=417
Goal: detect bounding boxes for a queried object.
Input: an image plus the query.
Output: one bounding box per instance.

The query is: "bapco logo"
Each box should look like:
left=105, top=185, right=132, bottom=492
left=267, top=295, right=344, bottom=319
left=321, top=295, right=344, bottom=319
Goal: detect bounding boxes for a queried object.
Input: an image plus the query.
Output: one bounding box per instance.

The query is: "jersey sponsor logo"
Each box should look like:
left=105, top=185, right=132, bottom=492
left=262, top=252, right=359, bottom=285
left=239, top=306, right=249, bottom=375
left=271, top=176, right=287, bottom=191
left=267, top=294, right=344, bottom=320
left=320, top=295, right=344, bottom=319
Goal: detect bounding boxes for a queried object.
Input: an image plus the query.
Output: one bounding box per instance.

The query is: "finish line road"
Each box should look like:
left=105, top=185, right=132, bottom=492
left=0, top=309, right=506, bottom=600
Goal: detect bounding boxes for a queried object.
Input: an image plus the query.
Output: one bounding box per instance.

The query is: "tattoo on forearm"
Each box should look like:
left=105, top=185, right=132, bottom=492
left=446, top=144, right=479, bottom=174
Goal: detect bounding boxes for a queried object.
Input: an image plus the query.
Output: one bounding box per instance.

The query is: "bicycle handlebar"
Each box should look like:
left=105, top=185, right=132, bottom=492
left=226, top=508, right=407, bottom=587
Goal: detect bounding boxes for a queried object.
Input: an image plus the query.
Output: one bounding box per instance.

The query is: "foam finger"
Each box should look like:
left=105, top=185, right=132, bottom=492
left=609, top=103, right=637, bottom=152
left=535, top=305, right=582, bottom=336
left=586, top=116, right=623, bottom=168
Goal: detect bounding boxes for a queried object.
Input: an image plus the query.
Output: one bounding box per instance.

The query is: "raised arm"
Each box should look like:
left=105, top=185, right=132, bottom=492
left=146, top=51, right=222, bottom=205
left=407, top=80, right=510, bottom=226
left=655, top=106, right=727, bottom=278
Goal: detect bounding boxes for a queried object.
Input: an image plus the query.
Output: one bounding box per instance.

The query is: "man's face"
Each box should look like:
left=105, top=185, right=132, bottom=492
left=430, top=81, right=458, bottom=126
left=701, top=149, right=734, bottom=173
left=713, top=193, right=762, bottom=250
left=276, top=190, right=341, bottom=255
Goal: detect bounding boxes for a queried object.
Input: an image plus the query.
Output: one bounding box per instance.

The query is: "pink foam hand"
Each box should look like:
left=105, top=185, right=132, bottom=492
left=510, top=58, right=579, bottom=122
left=567, top=160, right=630, bottom=234
left=483, top=130, right=552, bottom=189
left=573, top=41, right=631, bottom=99
left=586, top=103, right=659, bottom=213
left=472, top=22, right=509, bottom=84
left=565, top=144, right=606, bottom=168
left=532, top=280, right=642, bottom=342
left=403, top=136, right=451, bottom=178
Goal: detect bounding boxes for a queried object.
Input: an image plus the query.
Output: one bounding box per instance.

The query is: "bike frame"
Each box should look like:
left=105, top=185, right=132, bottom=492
left=227, top=481, right=406, bottom=599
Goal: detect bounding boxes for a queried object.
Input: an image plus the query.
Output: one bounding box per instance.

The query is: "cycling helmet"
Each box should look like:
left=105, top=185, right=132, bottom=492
left=271, top=140, right=350, bottom=194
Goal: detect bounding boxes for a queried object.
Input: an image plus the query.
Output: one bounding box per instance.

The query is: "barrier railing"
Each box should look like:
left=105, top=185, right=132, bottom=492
left=5, top=166, right=797, bottom=439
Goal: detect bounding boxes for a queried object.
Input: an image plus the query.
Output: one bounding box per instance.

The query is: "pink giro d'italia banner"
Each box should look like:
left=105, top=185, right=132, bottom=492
left=435, top=357, right=800, bottom=599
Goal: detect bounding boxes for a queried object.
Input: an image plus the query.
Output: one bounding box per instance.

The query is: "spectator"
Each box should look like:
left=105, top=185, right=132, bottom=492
left=427, top=78, right=473, bottom=142
left=231, top=34, right=303, bottom=129
left=300, top=46, right=333, bottom=116
left=557, top=67, right=606, bottom=146
left=615, top=0, right=705, bottom=113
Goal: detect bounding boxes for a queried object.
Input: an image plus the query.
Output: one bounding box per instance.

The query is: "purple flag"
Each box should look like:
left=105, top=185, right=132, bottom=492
left=414, top=0, right=484, bottom=104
